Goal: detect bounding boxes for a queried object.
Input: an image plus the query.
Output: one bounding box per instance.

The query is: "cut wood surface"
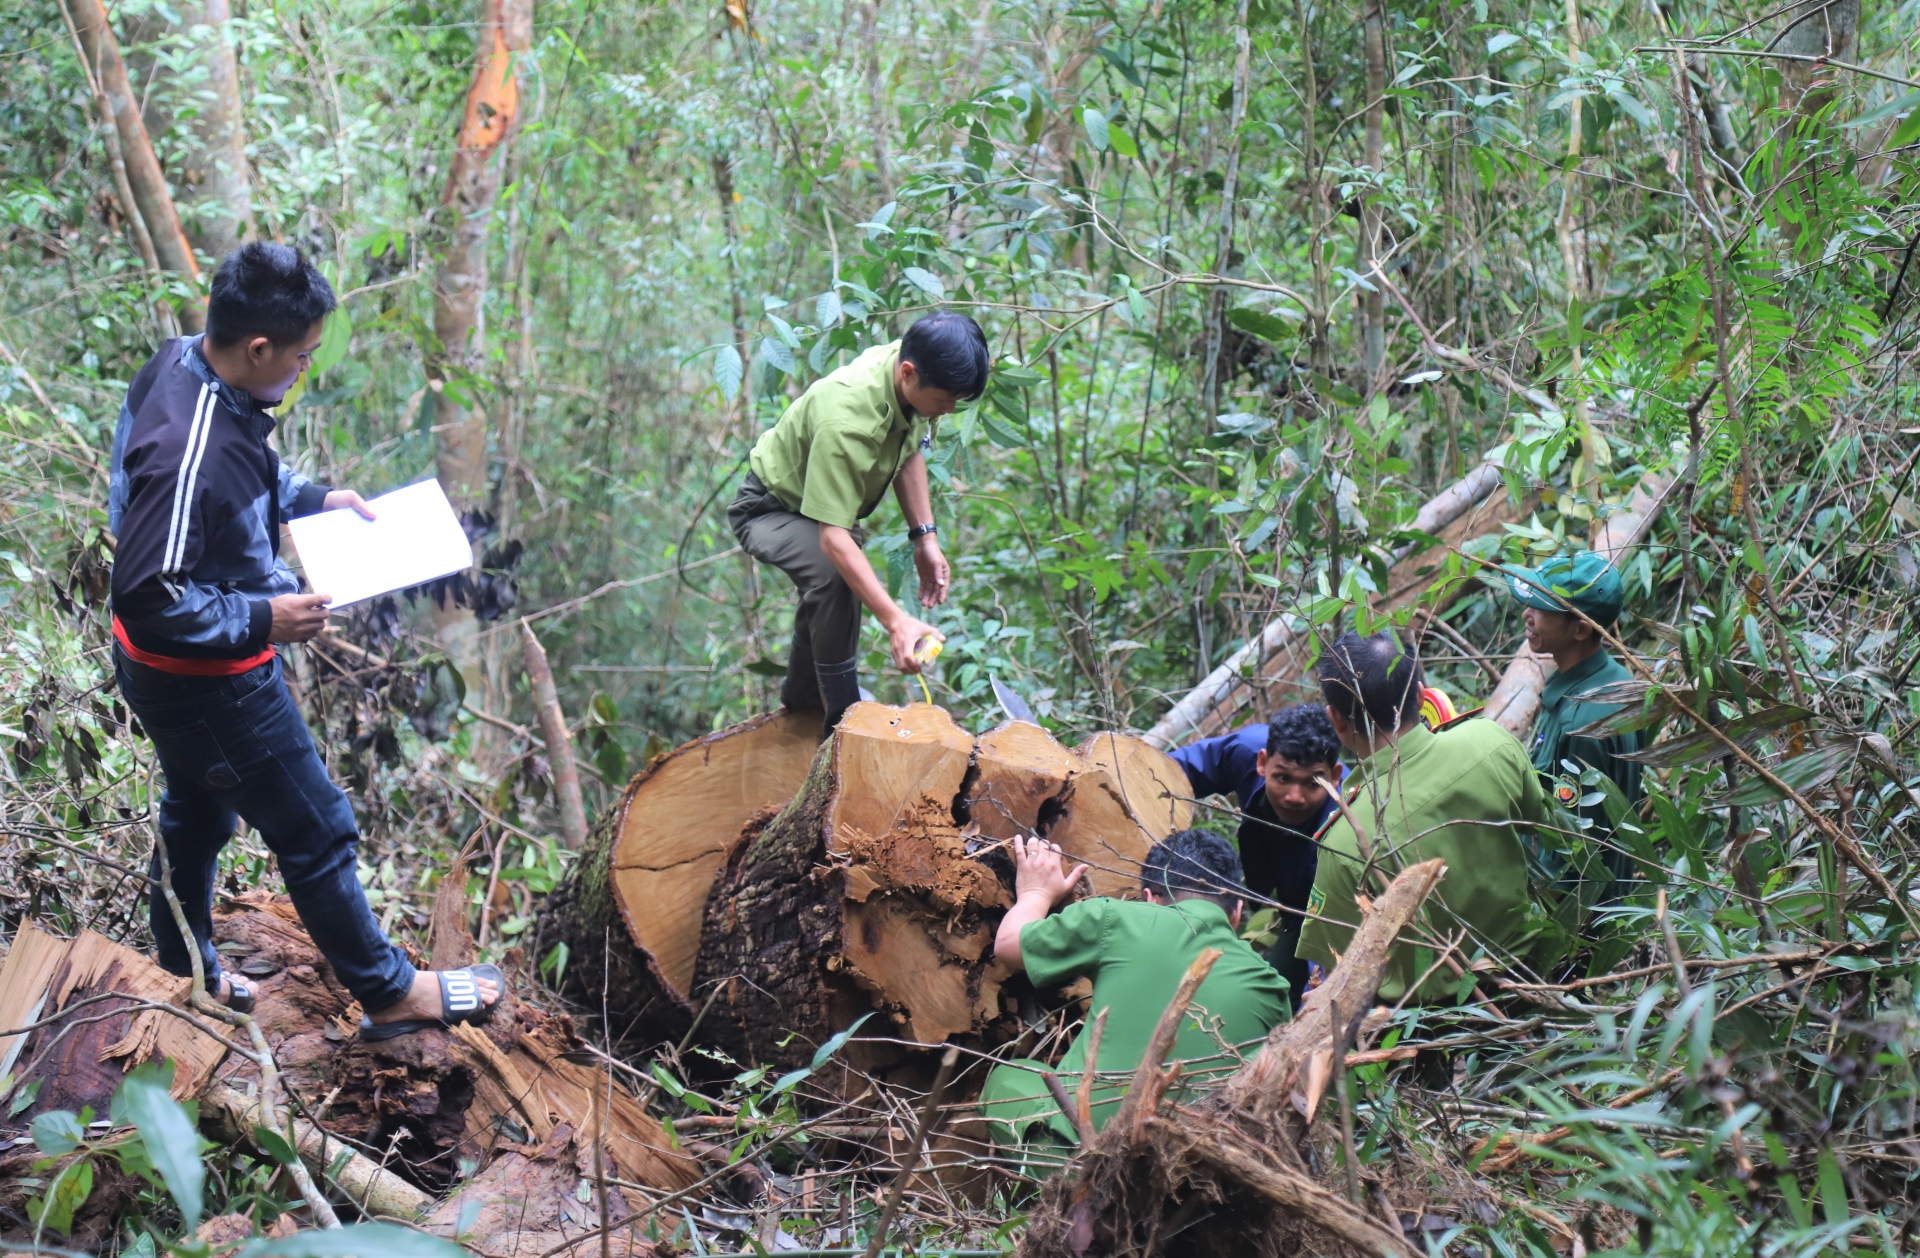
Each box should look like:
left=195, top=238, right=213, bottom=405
left=1145, top=459, right=1531, bottom=748
left=690, top=703, right=1184, bottom=1069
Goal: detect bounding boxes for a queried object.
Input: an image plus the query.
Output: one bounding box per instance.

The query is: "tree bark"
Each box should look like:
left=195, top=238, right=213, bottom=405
left=522, top=620, right=589, bottom=850
left=1200, top=0, right=1252, bottom=424
left=121, top=0, right=255, bottom=258
left=430, top=0, right=534, bottom=691
left=64, top=0, right=204, bottom=331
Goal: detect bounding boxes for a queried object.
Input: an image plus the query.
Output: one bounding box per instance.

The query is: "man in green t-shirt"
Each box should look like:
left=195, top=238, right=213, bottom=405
left=1297, top=630, right=1549, bottom=1003
left=1506, top=551, right=1645, bottom=887
left=728, top=313, right=989, bottom=735
left=977, top=830, right=1290, bottom=1166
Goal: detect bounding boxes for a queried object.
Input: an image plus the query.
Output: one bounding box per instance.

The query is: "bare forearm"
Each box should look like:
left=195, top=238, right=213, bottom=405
left=893, top=452, right=934, bottom=528
left=819, top=525, right=906, bottom=628
left=992, top=892, right=1053, bottom=970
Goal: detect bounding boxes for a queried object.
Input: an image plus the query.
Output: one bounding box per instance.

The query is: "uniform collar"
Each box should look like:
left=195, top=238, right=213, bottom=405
left=1348, top=723, right=1436, bottom=788
left=874, top=343, right=907, bottom=430
left=180, top=335, right=278, bottom=429
left=1157, top=897, right=1234, bottom=932
left=1542, top=647, right=1614, bottom=707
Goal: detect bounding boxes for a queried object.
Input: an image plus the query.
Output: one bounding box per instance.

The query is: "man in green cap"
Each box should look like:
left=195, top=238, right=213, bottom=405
left=1297, top=630, right=1549, bottom=1003
left=1505, top=551, right=1645, bottom=885
left=729, top=313, right=990, bottom=736
left=977, top=830, right=1289, bottom=1172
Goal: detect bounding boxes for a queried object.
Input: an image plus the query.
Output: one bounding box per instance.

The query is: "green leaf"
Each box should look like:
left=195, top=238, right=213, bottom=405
left=815, top=290, right=843, bottom=328
left=252, top=1125, right=300, bottom=1167
left=1485, top=31, right=1521, bottom=54
left=714, top=345, right=743, bottom=401
left=1718, top=741, right=1855, bottom=807
left=1108, top=125, right=1139, bottom=158
left=31, top=1109, right=84, bottom=1156
left=235, top=1222, right=471, bottom=1257
left=743, top=658, right=788, bottom=677
left=115, top=1067, right=204, bottom=1225
left=1843, top=88, right=1920, bottom=129
left=1226, top=307, right=1293, bottom=343
left=27, top=1156, right=91, bottom=1236
left=809, top=1012, right=874, bottom=1068
left=979, top=412, right=1027, bottom=448
left=761, top=337, right=795, bottom=374
left=9, top=1077, right=41, bottom=1117
left=902, top=266, right=945, bottom=298
left=1815, top=1148, right=1849, bottom=1225
left=1082, top=107, right=1110, bottom=152
left=1890, top=110, right=1920, bottom=149
left=309, top=306, right=353, bottom=378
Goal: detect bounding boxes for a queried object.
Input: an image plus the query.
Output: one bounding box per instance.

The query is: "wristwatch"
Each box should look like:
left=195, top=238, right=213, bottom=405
left=907, top=522, right=938, bottom=542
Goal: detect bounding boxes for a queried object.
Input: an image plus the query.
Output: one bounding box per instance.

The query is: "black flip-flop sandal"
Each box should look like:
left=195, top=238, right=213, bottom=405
left=357, top=964, right=505, bottom=1043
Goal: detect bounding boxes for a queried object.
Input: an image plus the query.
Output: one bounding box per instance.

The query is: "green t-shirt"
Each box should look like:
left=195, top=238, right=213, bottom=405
left=747, top=341, right=934, bottom=528
left=1298, top=720, right=1548, bottom=1002
left=1019, top=897, right=1289, bottom=1130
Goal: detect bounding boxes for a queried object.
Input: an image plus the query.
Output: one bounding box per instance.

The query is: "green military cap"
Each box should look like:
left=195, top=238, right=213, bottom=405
left=1504, top=551, right=1624, bottom=626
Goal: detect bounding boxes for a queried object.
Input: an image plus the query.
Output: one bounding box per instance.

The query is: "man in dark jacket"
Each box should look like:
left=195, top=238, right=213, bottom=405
left=111, top=243, right=501, bottom=1038
left=1168, top=704, right=1342, bottom=1004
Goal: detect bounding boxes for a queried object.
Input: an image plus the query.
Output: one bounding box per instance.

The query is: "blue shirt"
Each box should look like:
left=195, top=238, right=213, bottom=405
left=1170, top=727, right=1339, bottom=909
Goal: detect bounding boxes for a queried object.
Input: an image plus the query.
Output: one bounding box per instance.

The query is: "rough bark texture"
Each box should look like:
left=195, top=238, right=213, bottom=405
left=693, top=704, right=1187, bottom=1072
left=537, top=708, right=821, bottom=1051
left=65, top=0, right=204, bottom=330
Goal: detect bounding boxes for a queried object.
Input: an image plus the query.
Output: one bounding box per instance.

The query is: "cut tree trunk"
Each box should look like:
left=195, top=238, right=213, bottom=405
left=535, top=708, right=823, bottom=1047
left=0, top=897, right=699, bottom=1223
left=687, top=703, right=1190, bottom=1071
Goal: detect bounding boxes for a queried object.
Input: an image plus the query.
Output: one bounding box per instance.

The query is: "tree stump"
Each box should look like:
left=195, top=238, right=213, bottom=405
left=691, top=704, right=1193, bottom=1070
left=535, top=708, right=821, bottom=1047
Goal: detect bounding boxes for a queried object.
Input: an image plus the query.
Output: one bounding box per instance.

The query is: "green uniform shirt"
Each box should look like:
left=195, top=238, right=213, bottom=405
left=978, top=897, right=1288, bottom=1146
left=1298, top=720, right=1548, bottom=1002
left=746, top=341, right=933, bottom=529
left=1531, top=648, right=1645, bottom=808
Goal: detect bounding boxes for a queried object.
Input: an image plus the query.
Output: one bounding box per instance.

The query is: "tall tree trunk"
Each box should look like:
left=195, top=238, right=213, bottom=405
left=1200, top=0, right=1251, bottom=425
left=860, top=0, right=892, bottom=198
left=429, top=0, right=534, bottom=695
left=63, top=0, right=204, bottom=332
left=1555, top=0, right=1604, bottom=526
left=1296, top=0, right=1331, bottom=377
left=1360, top=0, right=1386, bottom=381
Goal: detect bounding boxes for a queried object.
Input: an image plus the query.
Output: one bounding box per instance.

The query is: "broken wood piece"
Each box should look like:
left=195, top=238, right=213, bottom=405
left=1042, top=1071, right=1090, bottom=1146
left=202, top=1082, right=433, bottom=1220
left=1074, top=1007, right=1107, bottom=1140
left=523, top=619, right=590, bottom=850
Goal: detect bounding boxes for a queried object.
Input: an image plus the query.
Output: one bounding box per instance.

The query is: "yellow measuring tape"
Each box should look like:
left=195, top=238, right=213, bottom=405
left=912, top=635, right=943, bottom=705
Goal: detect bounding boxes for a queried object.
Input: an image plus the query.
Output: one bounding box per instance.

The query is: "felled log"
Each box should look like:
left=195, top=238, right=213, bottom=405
left=1016, top=860, right=1449, bottom=1258
left=1145, top=459, right=1530, bottom=748
left=691, top=702, right=1191, bottom=1069
left=535, top=708, right=822, bottom=1047
left=0, top=897, right=699, bottom=1226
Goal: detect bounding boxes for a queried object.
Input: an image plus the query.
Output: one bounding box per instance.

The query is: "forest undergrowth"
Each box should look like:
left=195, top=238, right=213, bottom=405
left=1, top=0, right=1919, bottom=1250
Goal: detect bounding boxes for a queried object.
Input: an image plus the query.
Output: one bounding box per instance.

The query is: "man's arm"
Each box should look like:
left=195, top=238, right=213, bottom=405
left=817, top=526, right=941, bottom=674
left=891, top=451, right=950, bottom=608
left=991, top=836, right=1088, bottom=971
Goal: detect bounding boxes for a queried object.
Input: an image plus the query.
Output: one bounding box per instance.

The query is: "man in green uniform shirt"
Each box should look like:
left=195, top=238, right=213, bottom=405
left=729, top=313, right=989, bottom=735
left=1298, top=631, right=1549, bottom=1003
left=1506, top=551, right=1645, bottom=886
left=977, top=830, right=1289, bottom=1167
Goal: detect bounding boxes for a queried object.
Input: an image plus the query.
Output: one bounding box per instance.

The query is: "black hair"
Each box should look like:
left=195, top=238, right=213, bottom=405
left=1316, top=630, right=1423, bottom=737
left=1265, top=702, right=1342, bottom=768
left=899, top=312, right=990, bottom=400
left=205, top=242, right=337, bottom=349
left=1142, top=829, right=1247, bottom=912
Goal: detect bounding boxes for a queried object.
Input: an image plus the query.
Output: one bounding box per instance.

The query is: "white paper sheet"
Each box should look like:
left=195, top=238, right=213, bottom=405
left=287, top=479, right=473, bottom=608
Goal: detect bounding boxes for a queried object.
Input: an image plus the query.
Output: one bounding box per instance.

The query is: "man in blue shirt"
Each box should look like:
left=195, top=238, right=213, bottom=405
left=1168, top=704, right=1341, bottom=1004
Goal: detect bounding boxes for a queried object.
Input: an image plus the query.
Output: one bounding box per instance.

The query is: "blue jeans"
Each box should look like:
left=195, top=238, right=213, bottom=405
left=114, top=649, right=415, bottom=1013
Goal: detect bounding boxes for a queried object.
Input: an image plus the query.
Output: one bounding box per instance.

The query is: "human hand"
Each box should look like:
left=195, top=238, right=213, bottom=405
left=268, top=592, right=332, bottom=643
left=323, top=489, right=376, bottom=519
left=914, top=537, right=950, bottom=607
left=1009, top=835, right=1088, bottom=910
left=887, top=615, right=942, bottom=674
